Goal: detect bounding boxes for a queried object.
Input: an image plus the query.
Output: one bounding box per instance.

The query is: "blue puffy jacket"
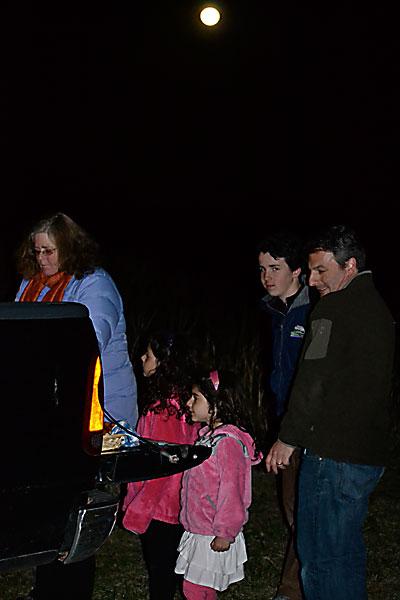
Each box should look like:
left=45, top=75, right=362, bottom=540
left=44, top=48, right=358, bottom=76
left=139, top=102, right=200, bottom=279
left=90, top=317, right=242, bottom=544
left=261, top=285, right=312, bottom=418
left=16, top=268, right=138, bottom=428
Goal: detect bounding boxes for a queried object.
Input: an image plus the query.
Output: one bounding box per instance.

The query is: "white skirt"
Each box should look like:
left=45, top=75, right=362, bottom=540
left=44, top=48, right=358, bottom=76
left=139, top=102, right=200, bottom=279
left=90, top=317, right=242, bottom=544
left=175, top=531, right=247, bottom=592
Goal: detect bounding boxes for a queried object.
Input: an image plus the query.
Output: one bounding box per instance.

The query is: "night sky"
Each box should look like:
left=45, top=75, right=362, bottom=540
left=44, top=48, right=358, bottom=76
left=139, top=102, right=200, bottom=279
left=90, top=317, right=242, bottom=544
left=1, top=2, right=399, bottom=316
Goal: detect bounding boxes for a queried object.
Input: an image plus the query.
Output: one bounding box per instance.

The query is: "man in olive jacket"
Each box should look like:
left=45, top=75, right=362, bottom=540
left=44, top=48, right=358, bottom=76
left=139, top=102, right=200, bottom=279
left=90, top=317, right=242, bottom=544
left=266, top=224, right=395, bottom=600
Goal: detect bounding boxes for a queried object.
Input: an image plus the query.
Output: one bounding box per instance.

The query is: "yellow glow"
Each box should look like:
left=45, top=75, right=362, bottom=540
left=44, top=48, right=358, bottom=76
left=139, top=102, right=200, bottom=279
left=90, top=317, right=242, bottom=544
left=89, top=357, right=104, bottom=432
left=200, top=7, right=221, bottom=27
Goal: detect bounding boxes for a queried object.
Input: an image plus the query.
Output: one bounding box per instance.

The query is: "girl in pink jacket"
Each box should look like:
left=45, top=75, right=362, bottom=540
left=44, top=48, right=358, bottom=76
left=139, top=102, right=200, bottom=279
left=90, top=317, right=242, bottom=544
left=122, top=332, right=199, bottom=600
left=175, top=370, right=262, bottom=600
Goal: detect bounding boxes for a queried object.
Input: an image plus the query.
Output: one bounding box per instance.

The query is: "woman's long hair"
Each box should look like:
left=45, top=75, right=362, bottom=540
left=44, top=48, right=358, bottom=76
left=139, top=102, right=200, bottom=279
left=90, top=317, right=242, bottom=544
left=16, top=212, right=100, bottom=279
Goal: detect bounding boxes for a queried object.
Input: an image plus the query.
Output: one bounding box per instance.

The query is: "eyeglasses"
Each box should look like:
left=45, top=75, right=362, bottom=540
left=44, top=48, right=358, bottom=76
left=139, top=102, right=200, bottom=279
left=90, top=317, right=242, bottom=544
left=34, top=247, right=57, bottom=257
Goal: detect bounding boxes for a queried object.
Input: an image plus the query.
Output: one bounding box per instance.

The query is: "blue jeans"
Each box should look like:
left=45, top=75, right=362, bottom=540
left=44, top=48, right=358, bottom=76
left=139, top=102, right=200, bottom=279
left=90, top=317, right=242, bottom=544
left=297, top=450, right=384, bottom=600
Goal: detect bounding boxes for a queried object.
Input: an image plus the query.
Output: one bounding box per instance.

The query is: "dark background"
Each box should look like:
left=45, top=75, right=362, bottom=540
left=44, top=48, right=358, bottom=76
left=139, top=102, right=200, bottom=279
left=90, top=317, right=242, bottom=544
left=1, top=1, right=399, bottom=317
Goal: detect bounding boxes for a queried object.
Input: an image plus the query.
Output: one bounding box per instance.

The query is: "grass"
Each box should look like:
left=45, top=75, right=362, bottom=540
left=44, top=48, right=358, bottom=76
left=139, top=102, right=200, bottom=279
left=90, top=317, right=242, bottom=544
left=2, top=461, right=400, bottom=600
left=2, top=293, right=400, bottom=598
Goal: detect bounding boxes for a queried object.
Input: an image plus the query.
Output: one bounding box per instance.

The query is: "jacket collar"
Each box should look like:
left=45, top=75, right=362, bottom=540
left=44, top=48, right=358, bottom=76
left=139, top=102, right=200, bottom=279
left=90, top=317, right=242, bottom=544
left=261, top=284, right=310, bottom=315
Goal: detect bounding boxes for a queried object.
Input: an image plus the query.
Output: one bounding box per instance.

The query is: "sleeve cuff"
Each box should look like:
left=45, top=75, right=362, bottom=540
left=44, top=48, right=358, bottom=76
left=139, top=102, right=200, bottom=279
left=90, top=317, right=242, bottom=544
left=277, top=438, right=297, bottom=449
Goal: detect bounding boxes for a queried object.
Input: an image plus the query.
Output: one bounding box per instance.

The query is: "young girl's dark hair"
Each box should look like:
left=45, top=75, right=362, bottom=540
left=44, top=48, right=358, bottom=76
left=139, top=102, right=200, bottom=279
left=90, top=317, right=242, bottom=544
left=191, top=369, right=263, bottom=457
left=140, top=331, right=195, bottom=419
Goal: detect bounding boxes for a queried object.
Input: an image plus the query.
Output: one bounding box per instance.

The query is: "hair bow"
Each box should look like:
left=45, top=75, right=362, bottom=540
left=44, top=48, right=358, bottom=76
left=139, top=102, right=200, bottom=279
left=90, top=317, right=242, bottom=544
left=209, top=369, right=219, bottom=391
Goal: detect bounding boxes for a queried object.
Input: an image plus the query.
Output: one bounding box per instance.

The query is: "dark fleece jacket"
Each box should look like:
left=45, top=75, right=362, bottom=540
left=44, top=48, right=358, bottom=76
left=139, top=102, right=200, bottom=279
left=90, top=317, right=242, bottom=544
left=279, top=272, right=395, bottom=466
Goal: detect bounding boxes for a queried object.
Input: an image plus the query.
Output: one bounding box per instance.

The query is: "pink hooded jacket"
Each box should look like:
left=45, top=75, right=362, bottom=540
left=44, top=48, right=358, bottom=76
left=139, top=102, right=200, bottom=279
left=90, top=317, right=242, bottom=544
left=122, top=399, right=199, bottom=534
left=179, top=424, right=262, bottom=542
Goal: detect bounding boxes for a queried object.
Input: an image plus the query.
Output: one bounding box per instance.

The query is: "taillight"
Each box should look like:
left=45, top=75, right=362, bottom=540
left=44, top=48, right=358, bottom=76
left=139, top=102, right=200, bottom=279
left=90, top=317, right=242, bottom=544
left=89, top=356, right=104, bottom=432
left=83, top=355, right=104, bottom=455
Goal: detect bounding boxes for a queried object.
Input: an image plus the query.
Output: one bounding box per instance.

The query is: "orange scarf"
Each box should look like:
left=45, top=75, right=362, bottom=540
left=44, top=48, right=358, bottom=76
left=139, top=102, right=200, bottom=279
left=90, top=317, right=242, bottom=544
left=19, top=271, right=73, bottom=303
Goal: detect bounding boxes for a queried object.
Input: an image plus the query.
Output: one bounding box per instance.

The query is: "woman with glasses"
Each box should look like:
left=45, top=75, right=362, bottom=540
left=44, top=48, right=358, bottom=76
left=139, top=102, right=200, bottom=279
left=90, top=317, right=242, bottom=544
left=15, top=211, right=138, bottom=429
left=14, top=212, right=138, bottom=600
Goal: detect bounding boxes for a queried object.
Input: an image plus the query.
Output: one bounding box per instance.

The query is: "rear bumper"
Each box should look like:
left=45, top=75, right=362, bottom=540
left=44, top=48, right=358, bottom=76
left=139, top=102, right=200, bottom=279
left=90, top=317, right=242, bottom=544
left=0, top=489, right=119, bottom=573
left=61, top=489, right=119, bottom=564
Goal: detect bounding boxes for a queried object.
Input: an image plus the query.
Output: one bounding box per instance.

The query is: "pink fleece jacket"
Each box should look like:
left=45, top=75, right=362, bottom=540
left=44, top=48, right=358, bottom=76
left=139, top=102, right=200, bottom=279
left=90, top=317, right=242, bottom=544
left=179, top=424, right=262, bottom=542
left=122, top=399, right=199, bottom=534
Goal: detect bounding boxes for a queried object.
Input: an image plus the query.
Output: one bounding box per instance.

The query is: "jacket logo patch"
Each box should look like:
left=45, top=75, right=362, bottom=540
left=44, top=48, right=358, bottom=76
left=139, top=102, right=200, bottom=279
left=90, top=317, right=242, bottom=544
left=290, top=325, right=305, bottom=338
left=304, top=318, right=332, bottom=359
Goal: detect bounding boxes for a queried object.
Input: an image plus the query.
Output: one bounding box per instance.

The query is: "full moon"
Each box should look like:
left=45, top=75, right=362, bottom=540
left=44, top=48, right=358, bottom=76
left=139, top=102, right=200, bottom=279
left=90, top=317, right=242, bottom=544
left=199, top=7, right=221, bottom=27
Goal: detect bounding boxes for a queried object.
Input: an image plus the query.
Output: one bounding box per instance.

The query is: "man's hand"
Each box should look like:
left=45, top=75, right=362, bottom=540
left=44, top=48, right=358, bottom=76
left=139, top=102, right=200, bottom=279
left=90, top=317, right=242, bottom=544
left=265, top=440, right=295, bottom=474
left=210, top=536, right=231, bottom=552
